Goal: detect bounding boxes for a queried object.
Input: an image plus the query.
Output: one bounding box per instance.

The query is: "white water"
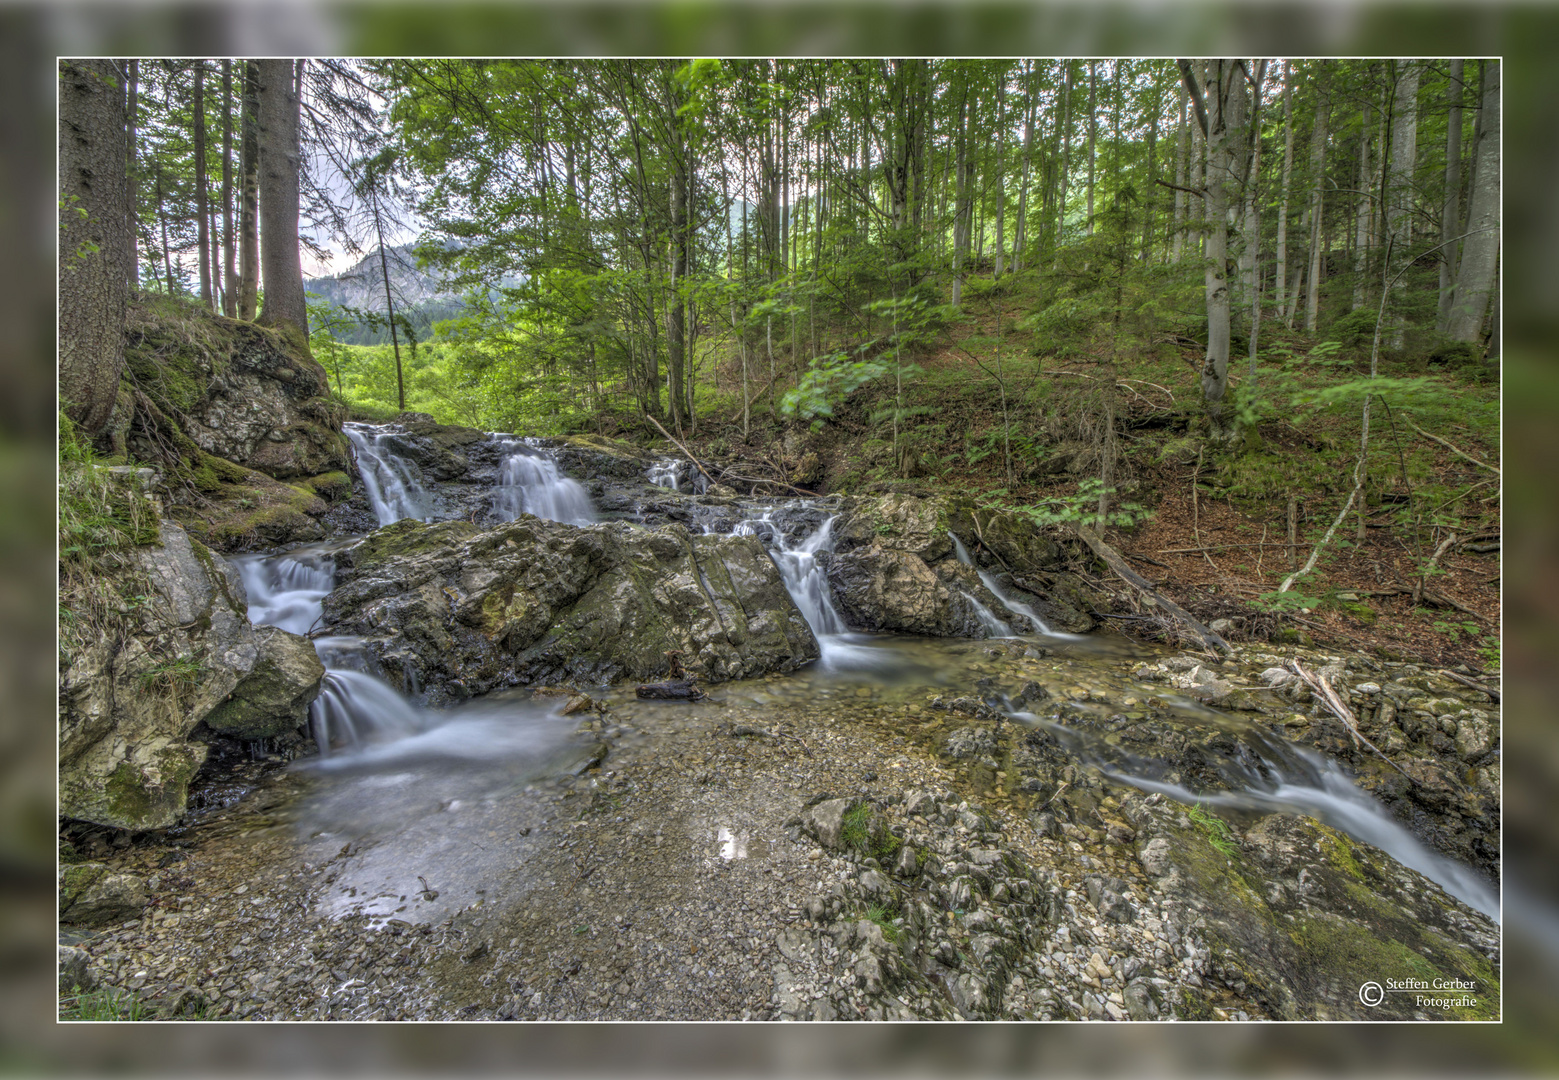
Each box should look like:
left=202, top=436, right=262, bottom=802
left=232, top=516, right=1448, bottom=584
left=1014, top=710, right=1500, bottom=922
left=958, top=587, right=1017, bottom=638
left=234, top=548, right=433, bottom=757
left=949, top=531, right=1052, bottom=634
left=648, top=458, right=682, bottom=491
left=491, top=439, right=596, bottom=526
left=345, top=424, right=431, bottom=527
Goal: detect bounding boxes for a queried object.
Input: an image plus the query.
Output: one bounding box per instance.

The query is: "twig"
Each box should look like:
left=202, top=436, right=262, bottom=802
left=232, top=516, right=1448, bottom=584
left=645, top=414, right=719, bottom=492
left=1413, top=531, right=1457, bottom=606
left=1441, top=670, right=1499, bottom=703
left=1286, top=660, right=1412, bottom=780
left=1255, top=524, right=1269, bottom=579
left=1192, top=449, right=1218, bottom=576
left=1402, top=416, right=1499, bottom=477
left=718, top=472, right=819, bottom=496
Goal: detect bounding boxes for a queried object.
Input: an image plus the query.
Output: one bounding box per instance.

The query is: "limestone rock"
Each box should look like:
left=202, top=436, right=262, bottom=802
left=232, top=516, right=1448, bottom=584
left=59, top=946, right=97, bottom=993
left=59, top=521, right=322, bottom=829
left=323, top=517, right=817, bottom=700
left=802, top=798, right=854, bottom=851
left=59, top=864, right=147, bottom=926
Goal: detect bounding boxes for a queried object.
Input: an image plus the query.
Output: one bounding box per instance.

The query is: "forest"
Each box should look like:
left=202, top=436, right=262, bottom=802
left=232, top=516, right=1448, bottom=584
left=63, top=56, right=1500, bottom=662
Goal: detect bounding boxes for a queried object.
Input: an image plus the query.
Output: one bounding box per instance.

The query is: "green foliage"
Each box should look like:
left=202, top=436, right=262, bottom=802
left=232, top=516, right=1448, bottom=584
left=1253, top=589, right=1324, bottom=614
left=59, top=987, right=147, bottom=1022
left=840, top=801, right=902, bottom=863
left=780, top=346, right=891, bottom=430
left=993, top=477, right=1150, bottom=530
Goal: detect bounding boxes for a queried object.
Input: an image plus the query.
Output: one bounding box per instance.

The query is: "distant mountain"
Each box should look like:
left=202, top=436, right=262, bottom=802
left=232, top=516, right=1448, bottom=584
left=306, top=244, right=452, bottom=312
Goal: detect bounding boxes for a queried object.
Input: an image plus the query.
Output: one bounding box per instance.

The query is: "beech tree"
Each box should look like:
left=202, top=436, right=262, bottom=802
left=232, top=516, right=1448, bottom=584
left=1446, top=59, right=1499, bottom=346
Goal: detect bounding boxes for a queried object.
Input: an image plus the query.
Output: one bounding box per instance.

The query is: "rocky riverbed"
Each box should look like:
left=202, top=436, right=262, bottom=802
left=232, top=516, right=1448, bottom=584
left=60, top=635, right=1500, bottom=1022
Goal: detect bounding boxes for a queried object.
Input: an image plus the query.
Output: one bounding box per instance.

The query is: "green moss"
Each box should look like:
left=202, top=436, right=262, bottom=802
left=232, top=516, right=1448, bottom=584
left=840, top=801, right=902, bottom=862
left=1288, top=914, right=1499, bottom=1020
left=59, top=862, right=108, bottom=905
left=300, top=471, right=353, bottom=503
left=104, top=762, right=153, bottom=826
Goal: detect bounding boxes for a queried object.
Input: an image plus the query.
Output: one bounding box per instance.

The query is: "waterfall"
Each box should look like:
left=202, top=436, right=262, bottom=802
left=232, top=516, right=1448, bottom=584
left=234, top=548, right=431, bottom=757
left=648, top=459, right=681, bottom=491
left=949, top=531, right=1052, bottom=634
left=737, top=510, right=877, bottom=668
left=957, top=588, right=1017, bottom=639
left=491, top=439, right=595, bottom=526
left=1014, top=709, right=1500, bottom=923
left=345, top=423, right=431, bottom=527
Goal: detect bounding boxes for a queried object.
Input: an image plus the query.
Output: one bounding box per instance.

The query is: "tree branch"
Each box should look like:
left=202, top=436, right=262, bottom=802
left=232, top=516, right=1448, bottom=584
left=1177, top=59, right=1209, bottom=137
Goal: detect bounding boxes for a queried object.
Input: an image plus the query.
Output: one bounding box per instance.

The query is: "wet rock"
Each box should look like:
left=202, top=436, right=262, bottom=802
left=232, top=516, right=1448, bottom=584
left=324, top=517, right=819, bottom=700
left=202, top=626, right=325, bottom=738
left=828, top=544, right=990, bottom=637
left=943, top=727, right=1000, bottom=762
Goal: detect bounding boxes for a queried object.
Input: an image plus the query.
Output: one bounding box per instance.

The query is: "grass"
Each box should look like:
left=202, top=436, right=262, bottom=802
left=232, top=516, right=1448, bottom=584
left=1187, top=803, right=1239, bottom=858
left=840, top=801, right=903, bottom=864
left=58, top=987, right=147, bottom=1022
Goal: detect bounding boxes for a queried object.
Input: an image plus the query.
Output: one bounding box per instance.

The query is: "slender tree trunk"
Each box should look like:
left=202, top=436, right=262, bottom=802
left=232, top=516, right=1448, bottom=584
left=1142, top=73, right=1159, bottom=263
left=124, top=59, right=138, bottom=295
left=156, top=166, right=173, bottom=292
left=1352, top=99, right=1373, bottom=311
left=1386, top=61, right=1419, bottom=348
left=1055, top=62, right=1072, bottom=264
left=1013, top=61, right=1036, bottom=273
left=255, top=59, right=308, bottom=343
left=1436, top=59, right=1465, bottom=332
left=1304, top=73, right=1330, bottom=334
left=370, top=189, right=405, bottom=412
left=59, top=59, right=130, bottom=434
left=993, top=68, right=1008, bottom=279
left=1195, top=60, right=1234, bottom=442
left=1447, top=60, right=1499, bottom=344
left=194, top=61, right=212, bottom=310
left=221, top=60, right=236, bottom=317
left=1173, top=78, right=1188, bottom=262
left=1275, top=61, right=1294, bottom=318
left=1243, top=61, right=1267, bottom=376
left=1085, top=61, right=1097, bottom=237
left=951, top=66, right=969, bottom=305
left=238, top=60, right=259, bottom=321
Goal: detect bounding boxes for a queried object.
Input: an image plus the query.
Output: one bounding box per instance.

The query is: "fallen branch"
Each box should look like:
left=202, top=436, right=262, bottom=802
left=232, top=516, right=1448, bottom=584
left=1440, top=670, right=1500, bottom=703
left=1286, top=660, right=1412, bottom=780
left=1413, top=532, right=1458, bottom=606
left=645, top=414, right=720, bottom=492
left=1073, top=522, right=1232, bottom=655
left=1403, top=417, right=1499, bottom=477
left=717, top=472, right=819, bottom=497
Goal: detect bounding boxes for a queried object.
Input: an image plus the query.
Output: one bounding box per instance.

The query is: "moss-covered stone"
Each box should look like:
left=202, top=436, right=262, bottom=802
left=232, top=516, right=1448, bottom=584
left=202, top=627, right=325, bottom=738
left=299, top=470, right=354, bottom=503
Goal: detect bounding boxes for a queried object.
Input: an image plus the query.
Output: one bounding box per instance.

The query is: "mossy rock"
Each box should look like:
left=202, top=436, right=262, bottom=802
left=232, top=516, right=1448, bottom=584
left=169, top=453, right=331, bottom=553
left=299, top=471, right=354, bottom=503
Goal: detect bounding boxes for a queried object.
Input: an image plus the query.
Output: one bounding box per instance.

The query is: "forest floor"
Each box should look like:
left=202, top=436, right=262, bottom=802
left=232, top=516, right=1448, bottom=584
left=655, top=274, right=1501, bottom=675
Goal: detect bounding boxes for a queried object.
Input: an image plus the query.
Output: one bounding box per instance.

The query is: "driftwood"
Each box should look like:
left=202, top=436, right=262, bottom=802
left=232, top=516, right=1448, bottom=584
left=1072, top=523, right=1232, bottom=655
left=635, top=680, right=706, bottom=701
left=1285, top=660, right=1412, bottom=781
left=1441, top=669, right=1500, bottom=703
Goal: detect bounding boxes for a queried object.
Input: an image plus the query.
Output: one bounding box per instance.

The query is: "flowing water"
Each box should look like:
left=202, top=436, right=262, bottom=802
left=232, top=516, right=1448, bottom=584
left=491, top=438, right=596, bottom=526
left=345, top=424, right=432, bottom=526
left=949, top=531, right=1051, bottom=634
left=215, top=432, right=1497, bottom=930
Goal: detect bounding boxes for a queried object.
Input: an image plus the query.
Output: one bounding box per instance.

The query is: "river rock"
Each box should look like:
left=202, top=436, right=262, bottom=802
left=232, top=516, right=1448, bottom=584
left=372, top=415, right=489, bottom=481
left=322, top=516, right=819, bottom=701
left=59, top=519, right=324, bottom=829
left=802, top=798, right=854, bottom=851
left=59, top=945, right=97, bottom=993
left=827, top=544, right=992, bottom=637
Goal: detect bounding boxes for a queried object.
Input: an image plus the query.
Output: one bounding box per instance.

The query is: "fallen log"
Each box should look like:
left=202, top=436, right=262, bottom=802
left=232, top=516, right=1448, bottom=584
left=1072, top=523, right=1232, bottom=655
left=635, top=679, right=706, bottom=701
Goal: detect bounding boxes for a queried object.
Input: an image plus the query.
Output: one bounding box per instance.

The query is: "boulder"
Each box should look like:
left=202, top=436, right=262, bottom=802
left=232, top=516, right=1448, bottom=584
left=321, top=517, right=819, bottom=701
left=59, top=519, right=324, bottom=830
left=827, top=544, right=994, bottom=637
left=59, top=863, right=147, bottom=926
left=374, top=416, right=488, bottom=481
left=834, top=494, right=950, bottom=561
left=123, top=300, right=349, bottom=480
left=59, top=945, right=97, bottom=993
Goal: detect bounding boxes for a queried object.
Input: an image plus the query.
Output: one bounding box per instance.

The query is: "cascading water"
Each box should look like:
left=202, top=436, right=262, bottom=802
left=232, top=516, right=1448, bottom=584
left=648, top=459, right=681, bottom=491
left=957, top=587, right=1017, bottom=638
left=345, top=423, right=432, bottom=527
left=233, top=546, right=430, bottom=758
left=491, top=438, right=596, bottom=526
left=1012, top=707, right=1500, bottom=922
left=949, top=531, right=1052, bottom=634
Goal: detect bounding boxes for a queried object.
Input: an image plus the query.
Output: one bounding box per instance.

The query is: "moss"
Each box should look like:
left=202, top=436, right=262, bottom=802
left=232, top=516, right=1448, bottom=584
left=59, top=862, right=108, bottom=905
left=104, top=762, right=153, bottom=826
left=300, top=470, right=353, bottom=503
left=840, top=801, right=902, bottom=862
left=354, top=518, right=478, bottom=570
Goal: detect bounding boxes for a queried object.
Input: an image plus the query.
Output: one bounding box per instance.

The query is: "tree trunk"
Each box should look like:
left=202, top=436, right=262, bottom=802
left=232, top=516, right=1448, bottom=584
left=194, top=60, right=211, bottom=311
left=1352, top=99, right=1372, bottom=311
left=59, top=59, right=130, bottom=434
left=221, top=59, right=236, bottom=318
left=951, top=66, right=969, bottom=305
left=124, top=59, right=138, bottom=295
left=1304, top=73, right=1330, bottom=334
left=1142, top=72, right=1159, bottom=263
left=1055, top=63, right=1072, bottom=264
left=1447, top=60, right=1499, bottom=344
left=993, top=68, right=1008, bottom=279
left=238, top=60, right=259, bottom=321
left=1180, top=59, right=1235, bottom=444
left=156, top=166, right=173, bottom=292
left=1436, top=59, right=1464, bottom=332
left=1085, top=62, right=1097, bottom=237
left=1173, top=78, right=1187, bottom=262
left=1386, top=61, right=1419, bottom=348
left=255, top=59, right=308, bottom=344
left=1275, top=62, right=1295, bottom=318
left=667, top=139, right=688, bottom=434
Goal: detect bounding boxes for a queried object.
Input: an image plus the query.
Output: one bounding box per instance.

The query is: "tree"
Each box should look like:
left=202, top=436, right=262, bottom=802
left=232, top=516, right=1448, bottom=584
left=1435, top=59, right=1463, bottom=332
left=238, top=60, right=260, bottom=321
left=1385, top=61, right=1419, bottom=349
left=1446, top=59, right=1499, bottom=345
left=59, top=60, right=130, bottom=434
left=255, top=59, right=308, bottom=342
